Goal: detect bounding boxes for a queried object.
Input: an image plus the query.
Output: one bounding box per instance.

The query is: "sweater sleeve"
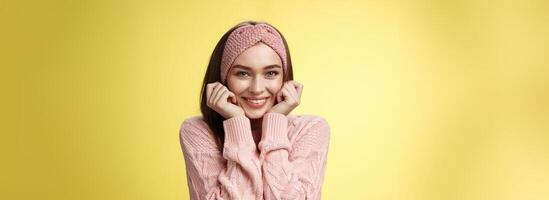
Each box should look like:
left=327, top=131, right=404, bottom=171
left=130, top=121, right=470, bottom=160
left=179, top=116, right=263, bottom=200
left=258, top=113, right=331, bottom=200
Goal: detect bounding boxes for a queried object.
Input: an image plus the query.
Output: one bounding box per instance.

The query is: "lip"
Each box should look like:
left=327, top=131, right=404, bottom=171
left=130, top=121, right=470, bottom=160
left=242, top=97, right=270, bottom=109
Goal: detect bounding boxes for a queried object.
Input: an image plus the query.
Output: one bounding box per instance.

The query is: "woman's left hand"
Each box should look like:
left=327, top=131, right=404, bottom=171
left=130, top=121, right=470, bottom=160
left=268, top=81, right=303, bottom=115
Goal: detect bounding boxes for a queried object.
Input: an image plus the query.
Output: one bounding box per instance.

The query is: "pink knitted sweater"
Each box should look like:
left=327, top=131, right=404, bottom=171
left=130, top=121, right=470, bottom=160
left=179, top=112, right=330, bottom=200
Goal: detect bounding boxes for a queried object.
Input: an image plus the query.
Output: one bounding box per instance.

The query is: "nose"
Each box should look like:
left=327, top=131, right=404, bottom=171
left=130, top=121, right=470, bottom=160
left=249, top=77, right=265, bottom=95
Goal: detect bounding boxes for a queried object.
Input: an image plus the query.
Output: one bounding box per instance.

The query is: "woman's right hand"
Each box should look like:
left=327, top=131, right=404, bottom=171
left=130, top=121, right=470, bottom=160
left=206, top=82, right=245, bottom=119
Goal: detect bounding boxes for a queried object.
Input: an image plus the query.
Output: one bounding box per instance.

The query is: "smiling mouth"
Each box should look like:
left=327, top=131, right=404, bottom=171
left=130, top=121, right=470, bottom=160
left=242, top=97, right=269, bottom=109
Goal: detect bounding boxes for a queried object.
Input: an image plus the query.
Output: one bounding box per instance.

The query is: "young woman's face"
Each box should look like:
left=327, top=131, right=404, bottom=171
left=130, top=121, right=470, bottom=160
left=227, top=43, right=284, bottom=119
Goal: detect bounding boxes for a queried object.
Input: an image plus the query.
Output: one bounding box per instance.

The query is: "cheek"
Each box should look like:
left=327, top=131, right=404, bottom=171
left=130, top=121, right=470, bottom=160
left=268, top=79, right=282, bottom=94
left=227, top=80, right=247, bottom=94
left=266, top=81, right=283, bottom=95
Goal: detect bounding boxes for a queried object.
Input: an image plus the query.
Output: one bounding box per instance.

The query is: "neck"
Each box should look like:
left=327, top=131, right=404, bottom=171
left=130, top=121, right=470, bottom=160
left=250, top=117, right=263, bottom=145
left=250, top=117, right=263, bottom=133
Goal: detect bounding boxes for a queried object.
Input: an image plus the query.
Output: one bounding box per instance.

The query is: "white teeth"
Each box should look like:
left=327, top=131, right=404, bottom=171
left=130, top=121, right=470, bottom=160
left=245, top=98, right=266, bottom=104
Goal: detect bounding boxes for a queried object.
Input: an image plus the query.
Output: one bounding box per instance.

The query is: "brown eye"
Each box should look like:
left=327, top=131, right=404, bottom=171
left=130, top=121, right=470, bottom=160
left=266, top=71, right=279, bottom=78
left=236, top=71, right=249, bottom=77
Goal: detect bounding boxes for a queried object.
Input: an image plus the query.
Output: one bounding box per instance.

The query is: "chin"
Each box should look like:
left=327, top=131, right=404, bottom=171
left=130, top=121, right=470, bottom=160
left=239, top=99, right=274, bottom=119
left=244, top=110, right=267, bottom=119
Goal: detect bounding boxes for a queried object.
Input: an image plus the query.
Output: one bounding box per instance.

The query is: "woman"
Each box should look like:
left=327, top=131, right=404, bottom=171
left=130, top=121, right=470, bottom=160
left=179, top=21, right=330, bottom=200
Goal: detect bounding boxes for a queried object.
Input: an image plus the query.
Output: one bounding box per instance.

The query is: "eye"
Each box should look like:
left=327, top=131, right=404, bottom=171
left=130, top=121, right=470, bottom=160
left=265, top=71, right=280, bottom=78
left=235, top=71, right=250, bottom=77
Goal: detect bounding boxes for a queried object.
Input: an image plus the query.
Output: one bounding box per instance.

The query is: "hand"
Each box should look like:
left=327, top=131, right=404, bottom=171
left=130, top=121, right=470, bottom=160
left=206, top=82, right=245, bottom=119
left=268, top=81, right=303, bottom=115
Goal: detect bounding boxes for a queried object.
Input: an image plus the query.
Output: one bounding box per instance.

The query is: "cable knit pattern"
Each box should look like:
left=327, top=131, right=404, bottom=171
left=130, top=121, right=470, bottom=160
left=179, top=113, right=330, bottom=200
left=220, top=24, right=288, bottom=83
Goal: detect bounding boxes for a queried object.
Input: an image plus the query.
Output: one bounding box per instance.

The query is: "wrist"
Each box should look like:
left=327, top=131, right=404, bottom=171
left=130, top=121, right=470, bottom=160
left=267, top=108, right=288, bottom=116
left=227, top=112, right=245, bottom=119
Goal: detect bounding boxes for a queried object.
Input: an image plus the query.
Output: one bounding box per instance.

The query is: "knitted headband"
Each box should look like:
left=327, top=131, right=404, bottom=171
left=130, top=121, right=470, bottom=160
left=220, top=24, right=288, bottom=83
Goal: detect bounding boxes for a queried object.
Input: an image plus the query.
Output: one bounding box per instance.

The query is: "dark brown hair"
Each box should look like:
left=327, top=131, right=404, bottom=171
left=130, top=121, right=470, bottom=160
left=200, top=21, right=294, bottom=148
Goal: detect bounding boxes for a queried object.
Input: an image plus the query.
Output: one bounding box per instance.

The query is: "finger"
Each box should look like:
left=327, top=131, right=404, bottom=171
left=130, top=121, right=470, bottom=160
left=288, top=80, right=298, bottom=88
left=290, top=82, right=300, bottom=98
left=206, top=82, right=217, bottom=101
left=210, top=83, right=225, bottom=105
left=284, top=83, right=299, bottom=106
left=222, top=90, right=236, bottom=105
left=281, top=84, right=292, bottom=102
left=284, top=82, right=298, bottom=102
left=212, top=86, right=227, bottom=106
left=228, top=91, right=237, bottom=104
left=276, top=83, right=285, bottom=103
left=292, top=81, right=302, bottom=92
left=294, top=82, right=303, bottom=99
left=288, top=83, right=300, bottom=104
left=206, top=83, right=218, bottom=107
left=215, top=89, right=230, bottom=106
left=208, top=82, right=221, bottom=100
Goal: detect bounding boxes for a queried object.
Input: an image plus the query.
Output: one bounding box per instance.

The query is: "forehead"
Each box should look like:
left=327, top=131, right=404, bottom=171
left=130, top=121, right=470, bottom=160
left=232, top=43, right=282, bottom=70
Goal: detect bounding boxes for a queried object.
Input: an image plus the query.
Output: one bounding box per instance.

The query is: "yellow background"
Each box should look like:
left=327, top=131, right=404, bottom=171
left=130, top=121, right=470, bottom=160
left=3, top=0, right=548, bottom=199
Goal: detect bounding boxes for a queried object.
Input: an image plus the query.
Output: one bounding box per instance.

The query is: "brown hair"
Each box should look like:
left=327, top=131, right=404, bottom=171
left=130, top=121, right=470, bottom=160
left=199, top=21, right=294, bottom=148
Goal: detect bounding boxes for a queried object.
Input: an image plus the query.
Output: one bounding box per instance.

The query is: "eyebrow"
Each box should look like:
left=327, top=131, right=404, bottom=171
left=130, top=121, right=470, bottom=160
left=231, top=64, right=282, bottom=70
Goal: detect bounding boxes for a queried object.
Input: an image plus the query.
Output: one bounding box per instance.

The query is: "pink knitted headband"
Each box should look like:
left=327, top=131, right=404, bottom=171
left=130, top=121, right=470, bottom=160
left=220, top=24, right=288, bottom=83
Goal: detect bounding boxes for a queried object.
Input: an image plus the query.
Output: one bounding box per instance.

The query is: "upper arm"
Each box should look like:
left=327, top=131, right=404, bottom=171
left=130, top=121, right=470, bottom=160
left=291, top=116, right=330, bottom=155
left=179, top=118, right=221, bottom=155
left=178, top=118, right=227, bottom=199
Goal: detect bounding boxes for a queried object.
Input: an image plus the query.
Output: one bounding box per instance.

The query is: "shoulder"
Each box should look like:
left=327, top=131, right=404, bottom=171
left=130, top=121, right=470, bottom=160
left=180, top=116, right=208, bottom=130
left=288, top=114, right=329, bottom=130
left=287, top=114, right=330, bottom=139
left=179, top=116, right=220, bottom=153
left=179, top=116, right=211, bottom=136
